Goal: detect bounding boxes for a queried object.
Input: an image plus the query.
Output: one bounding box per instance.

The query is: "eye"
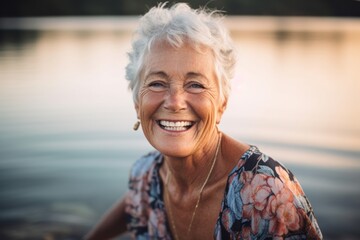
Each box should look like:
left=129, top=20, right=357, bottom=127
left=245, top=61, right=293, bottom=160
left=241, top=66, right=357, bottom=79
left=147, top=81, right=167, bottom=92
left=190, top=83, right=204, bottom=88
left=186, top=82, right=206, bottom=93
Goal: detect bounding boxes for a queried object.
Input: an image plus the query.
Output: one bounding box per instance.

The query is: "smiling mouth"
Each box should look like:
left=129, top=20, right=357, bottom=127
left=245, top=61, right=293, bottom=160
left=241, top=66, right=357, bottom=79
left=157, top=120, right=194, bottom=131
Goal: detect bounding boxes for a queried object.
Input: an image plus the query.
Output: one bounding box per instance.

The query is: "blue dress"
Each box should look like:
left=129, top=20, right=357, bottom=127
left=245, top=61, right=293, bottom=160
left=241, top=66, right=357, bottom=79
left=125, top=146, right=323, bottom=239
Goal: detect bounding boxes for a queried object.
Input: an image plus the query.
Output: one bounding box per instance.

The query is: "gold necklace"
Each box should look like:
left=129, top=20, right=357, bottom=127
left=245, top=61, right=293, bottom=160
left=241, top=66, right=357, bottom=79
left=165, top=132, right=222, bottom=240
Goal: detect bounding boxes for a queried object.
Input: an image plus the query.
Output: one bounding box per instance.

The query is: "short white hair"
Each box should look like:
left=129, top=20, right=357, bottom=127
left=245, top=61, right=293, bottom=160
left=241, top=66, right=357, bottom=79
left=125, top=2, right=236, bottom=104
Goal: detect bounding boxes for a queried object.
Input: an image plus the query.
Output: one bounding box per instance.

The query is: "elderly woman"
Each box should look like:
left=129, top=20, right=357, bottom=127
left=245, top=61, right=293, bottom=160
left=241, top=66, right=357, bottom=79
left=85, top=3, right=322, bottom=240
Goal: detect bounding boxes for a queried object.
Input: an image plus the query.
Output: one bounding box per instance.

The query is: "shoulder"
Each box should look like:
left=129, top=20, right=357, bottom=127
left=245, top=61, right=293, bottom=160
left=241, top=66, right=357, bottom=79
left=237, top=147, right=307, bottom=212
left=125, top=151, right=168, bottom=237
left=129, top=151, right=162, bottom=179
left=221, top=147, right=323, bottom=239
left=239, top=147, right=306, bottom=198
left=231, top=147, right=310, bottom=214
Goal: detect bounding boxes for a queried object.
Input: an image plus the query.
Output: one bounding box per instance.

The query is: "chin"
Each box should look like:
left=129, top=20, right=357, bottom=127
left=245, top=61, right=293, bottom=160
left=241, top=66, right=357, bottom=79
left=153, top=142, right=193, bottom=158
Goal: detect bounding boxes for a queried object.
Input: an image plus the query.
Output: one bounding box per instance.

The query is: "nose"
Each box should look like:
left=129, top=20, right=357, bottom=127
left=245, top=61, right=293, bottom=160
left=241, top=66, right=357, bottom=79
left=163, top=86, right=187, bottom=112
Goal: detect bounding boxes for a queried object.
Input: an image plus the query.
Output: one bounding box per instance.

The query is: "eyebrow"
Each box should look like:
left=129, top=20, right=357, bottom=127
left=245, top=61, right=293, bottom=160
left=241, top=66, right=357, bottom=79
left=145, top=71, right=208, bottom=81
left=145, top=71, right=169, bottom=80
left=186, top=72, right=208, bottom=80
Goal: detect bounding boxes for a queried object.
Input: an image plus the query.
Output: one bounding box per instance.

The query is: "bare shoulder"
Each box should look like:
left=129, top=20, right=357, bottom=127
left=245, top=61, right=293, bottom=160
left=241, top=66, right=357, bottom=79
left=216, top=133, right=250, bottom=178
left=221, top=133, right=249, bottom=164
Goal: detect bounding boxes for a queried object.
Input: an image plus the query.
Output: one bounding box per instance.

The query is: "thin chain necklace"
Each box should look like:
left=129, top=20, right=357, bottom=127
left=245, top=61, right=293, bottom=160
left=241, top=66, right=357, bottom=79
left=165, top=132, right=222, bottom=240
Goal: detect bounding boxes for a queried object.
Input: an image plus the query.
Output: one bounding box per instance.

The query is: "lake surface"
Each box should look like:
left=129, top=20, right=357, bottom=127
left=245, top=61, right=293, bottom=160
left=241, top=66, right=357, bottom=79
left=0, top=17, right=359, bottom=239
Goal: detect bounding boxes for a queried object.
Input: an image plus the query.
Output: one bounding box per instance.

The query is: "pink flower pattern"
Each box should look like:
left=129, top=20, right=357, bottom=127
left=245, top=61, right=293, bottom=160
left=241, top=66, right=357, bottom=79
left=125, top=147, right=323, bottom=239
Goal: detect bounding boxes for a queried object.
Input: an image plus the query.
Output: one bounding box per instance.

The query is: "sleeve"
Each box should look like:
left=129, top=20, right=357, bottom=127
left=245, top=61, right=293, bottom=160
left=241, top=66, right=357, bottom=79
left=124, top=152, right=157, bottom=236
left=238, top=153, right=323, bottom=239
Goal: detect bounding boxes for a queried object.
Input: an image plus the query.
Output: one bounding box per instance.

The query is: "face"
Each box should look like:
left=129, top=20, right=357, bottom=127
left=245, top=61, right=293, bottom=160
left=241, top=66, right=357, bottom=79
left=135, top=41, right=226, bottom=158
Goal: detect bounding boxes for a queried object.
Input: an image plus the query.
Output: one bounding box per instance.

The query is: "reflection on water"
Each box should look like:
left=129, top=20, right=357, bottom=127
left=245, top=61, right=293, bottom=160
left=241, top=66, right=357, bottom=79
left=0, top=17, right=359, bottom=239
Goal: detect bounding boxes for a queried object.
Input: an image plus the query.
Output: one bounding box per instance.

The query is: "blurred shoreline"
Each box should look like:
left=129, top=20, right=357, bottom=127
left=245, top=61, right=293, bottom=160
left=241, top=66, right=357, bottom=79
left=1, top=16, right=360, bottom=33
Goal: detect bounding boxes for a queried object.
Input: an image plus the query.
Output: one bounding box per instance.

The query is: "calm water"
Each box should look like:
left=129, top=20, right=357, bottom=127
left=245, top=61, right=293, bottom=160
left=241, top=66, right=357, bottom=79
left=0, top=17, right=360, bottom=239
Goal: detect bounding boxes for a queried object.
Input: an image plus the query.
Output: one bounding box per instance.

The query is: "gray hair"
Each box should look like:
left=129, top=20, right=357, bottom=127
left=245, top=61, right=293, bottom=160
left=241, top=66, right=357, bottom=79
left=125, top=2, right=236, bottom=104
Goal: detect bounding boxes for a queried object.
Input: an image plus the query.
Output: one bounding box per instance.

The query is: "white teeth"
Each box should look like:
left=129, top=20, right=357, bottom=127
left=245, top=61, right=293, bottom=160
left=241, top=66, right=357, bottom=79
left=158, top=120, right=193, bottom=131
left=159, top=120, right=192, bottom=127
left=163, top=126, right=187, bottom=131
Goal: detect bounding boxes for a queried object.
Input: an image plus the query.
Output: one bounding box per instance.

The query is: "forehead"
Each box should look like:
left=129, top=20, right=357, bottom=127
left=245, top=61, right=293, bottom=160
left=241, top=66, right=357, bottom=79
left=143, top=40, right=215, bottom=78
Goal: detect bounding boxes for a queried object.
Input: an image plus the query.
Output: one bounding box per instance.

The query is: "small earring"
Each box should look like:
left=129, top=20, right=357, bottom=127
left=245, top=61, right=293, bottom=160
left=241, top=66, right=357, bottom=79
left=133, top=121, right=140, bottom=131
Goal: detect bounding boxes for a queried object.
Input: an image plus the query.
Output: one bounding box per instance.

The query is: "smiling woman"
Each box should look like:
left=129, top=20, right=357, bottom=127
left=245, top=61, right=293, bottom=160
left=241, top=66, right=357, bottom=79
left=136, top=41, right=224, bottom=158
left=84, top=2, right=323, bottom=240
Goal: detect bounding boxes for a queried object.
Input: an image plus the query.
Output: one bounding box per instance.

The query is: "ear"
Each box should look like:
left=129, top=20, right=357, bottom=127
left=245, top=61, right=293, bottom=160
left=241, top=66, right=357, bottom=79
left=216, top=99, right=227, bottom=124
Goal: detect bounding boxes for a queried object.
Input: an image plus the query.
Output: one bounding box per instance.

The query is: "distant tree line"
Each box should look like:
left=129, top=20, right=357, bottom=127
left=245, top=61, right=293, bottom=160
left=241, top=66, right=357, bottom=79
left=1, top=0, right=359, bottom=17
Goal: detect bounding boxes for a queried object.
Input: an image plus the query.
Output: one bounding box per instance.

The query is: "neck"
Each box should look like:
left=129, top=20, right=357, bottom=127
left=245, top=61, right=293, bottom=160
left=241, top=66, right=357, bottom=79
left=164, top=131, right=222, bottom=193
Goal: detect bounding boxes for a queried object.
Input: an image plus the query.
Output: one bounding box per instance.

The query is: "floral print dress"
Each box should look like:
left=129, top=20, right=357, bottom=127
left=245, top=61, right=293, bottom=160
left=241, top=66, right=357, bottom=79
left=125, top=146, right=323, bottom=239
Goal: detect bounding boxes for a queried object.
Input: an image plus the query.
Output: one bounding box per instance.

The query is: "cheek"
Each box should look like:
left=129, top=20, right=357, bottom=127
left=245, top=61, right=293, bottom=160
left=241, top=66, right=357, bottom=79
left=190, top=95, right=219, bottom=149
left=192, top=94, right=218, bottom=125
left=138, top=90, right=163, bottom=119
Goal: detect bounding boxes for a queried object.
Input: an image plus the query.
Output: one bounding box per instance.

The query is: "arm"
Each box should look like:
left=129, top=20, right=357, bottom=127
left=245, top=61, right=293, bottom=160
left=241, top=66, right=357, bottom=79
left=84, top=196, right=128, bottom=240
